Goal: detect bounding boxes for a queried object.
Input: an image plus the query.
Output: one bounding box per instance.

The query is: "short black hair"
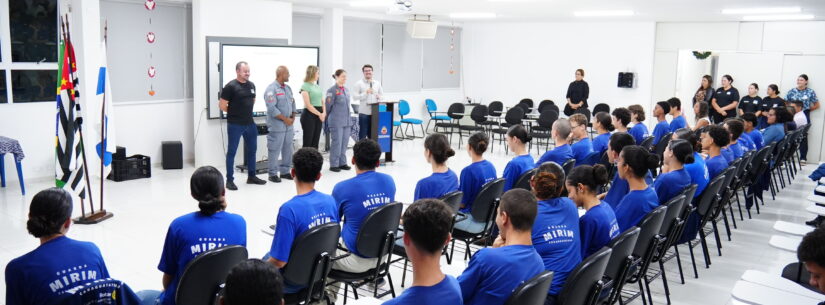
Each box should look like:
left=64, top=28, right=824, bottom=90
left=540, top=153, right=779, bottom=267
left=235, top=61, right=248, bottom=71
left=791, top=100, right=804, bottom=108
left=667, top=97, right=681, bottom=111
left=704, top=125, right=730, bottom=148
left=353, top=139, right=381, bottom=171
left=620, top=145, right=659, bottom=178
left=292, top=148, right=323, bottom=183
left=741, top=112, right=758, bottom=126
left=724, top=118, right=744, bottom=141
left=799, top=226, right=825, bottom=269
left=362, top=64, right=374, bottom=72
left=608, top=132, right=635, bottom=154
left=223, top=259, right=283, bottom=305
left=499, top=189, right=537, bottom=232
left=402, top=199, right=453, bottom=254
left=673, top=128, right=701, bottom=152
left=800, top=74, right=809, bottom=81
left=190, top=166, right=225, bottom=216
left=772, top=106, right=793, bottom=124
left=27, top=188, right=73, bottom=238
left=656, top=101, right=671, bottom=115
left=611, top=107, right=631, bottom=127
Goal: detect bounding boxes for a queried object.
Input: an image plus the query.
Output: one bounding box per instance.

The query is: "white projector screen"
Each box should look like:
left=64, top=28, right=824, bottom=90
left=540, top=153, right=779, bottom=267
left=219, top=45, right=319, bottom=115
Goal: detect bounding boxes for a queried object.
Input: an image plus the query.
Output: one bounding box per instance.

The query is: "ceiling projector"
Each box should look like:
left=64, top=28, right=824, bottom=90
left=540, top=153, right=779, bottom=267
left=387, top=0, right=413, bottom=15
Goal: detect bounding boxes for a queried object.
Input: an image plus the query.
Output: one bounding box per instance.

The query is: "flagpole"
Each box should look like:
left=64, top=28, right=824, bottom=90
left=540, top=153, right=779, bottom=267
left=60, top=15, right=85, bottom=219
left=100, top=20, right=107, bottom=213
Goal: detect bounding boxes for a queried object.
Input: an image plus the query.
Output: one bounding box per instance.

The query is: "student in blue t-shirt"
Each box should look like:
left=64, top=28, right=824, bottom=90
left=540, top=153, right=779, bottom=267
left=599, top=132, right=653, bottom=209
left=458, top=189, right=545, bottom=305
left=5, top=188, right=111, bottom=305
left=155, top=166, right=247, bottom=305
left=627, top=105, right=649, bottom=145
left=741, top=113, right=764, bottom=149
left=221, top=259, right=284, bottom=305
left=701, top=125, right=731, bottom=180
left=615, top=146, right=661, bottom=231
left=459, top=132, right=497, bottom=213
left=267, top=148, right=339, bottom=293
left=654, top=140, right=694, bottom=205
left=652, top=101, right=672, bottom=146
left=591, top=111, right=614, bottom=154
left=723, top=118, right=746, bottom=159
left=529, top=162, right=582, bottom=300
left=566, top=165, right=618, bottom=259
left=612, top=107, right=631, bottom=134
left=668, top=98, right=688, bottom=131
left=415, top=133, right=459, bottom=201
left=384, top=199, right=463, bottom=305
left=502, top=125, right=535, bottom=192
left=570, top=113, right=594, bottom=165
left=763, top=107, right=790, bottom=145
left=537, top=119, right=574, bottom=167
left=330, top=139, right=396, bottom=291
left=672, top=129, right=709, bottom=198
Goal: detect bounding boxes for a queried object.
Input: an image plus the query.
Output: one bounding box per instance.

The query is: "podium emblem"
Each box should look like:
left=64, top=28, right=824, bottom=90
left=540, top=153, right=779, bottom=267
left=381, top=126, right=388, bottom=135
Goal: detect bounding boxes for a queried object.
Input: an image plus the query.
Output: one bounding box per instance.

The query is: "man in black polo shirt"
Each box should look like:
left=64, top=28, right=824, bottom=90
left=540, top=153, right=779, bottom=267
left=219, top=61, right=267, bottom=190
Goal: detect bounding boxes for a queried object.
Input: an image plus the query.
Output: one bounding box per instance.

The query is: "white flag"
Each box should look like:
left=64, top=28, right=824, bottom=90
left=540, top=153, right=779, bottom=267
left=95, top=40, right=116, bottom=178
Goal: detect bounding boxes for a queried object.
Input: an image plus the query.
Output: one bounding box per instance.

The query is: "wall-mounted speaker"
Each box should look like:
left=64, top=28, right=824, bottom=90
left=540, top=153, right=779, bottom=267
left=618, top=72, right=634, bottom=88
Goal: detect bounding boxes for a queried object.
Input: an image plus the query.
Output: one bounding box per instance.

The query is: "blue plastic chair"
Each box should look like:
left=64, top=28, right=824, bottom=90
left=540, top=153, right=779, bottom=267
left=399, top=100, right=424, bottom=139
left=0, top=154, right=25, bottom=195
left=425, top=99, right=451, bottom=134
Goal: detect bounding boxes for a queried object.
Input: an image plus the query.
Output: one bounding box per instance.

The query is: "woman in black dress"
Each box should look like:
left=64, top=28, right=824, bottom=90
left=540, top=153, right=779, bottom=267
left=710, top=74, right=739, bottom=123
left=564, top=69, right=589, bottom=116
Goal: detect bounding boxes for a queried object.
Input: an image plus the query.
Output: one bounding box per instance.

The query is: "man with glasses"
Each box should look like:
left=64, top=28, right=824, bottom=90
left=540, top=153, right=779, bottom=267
left=353, top=64, right=383, bottom=140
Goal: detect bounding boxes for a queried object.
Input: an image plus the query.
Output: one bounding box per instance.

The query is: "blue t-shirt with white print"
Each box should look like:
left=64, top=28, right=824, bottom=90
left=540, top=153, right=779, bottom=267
left=629, top=123, right=649, bottom=145
left=579, top=202, right=620, bottom=259
left=458, top=245, right=544, bottom=305
left=532, top=197, right=582, bottom=296
left=414, top=170, right=459, bottom=201
left=333, top=171, right=396, bottom=257
left=269, top=190, right=338, bottom=263
left=459, top=160, right=497, bottom=213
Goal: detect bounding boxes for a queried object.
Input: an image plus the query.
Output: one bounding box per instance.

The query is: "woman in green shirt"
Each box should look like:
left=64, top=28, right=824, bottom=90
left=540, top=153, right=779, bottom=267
left=300, top=65, right=325, bottom=148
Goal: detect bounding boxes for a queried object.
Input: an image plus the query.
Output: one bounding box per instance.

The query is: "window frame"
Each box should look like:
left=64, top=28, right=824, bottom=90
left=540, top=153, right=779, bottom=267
left=0, top=0, right=60, bottom=104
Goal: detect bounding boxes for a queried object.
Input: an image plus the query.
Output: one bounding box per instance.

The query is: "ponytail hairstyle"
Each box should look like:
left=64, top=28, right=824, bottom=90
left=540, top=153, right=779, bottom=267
left=722, top=74, right=734, bottom=84
left=668, top=139, right=695, bottom=165
left=768, top=84, right=781, bottom=96
left=27, top=188, right=73, bottom=238
left=566, top=164, right=610, bottom=194
left=673, top=128, right=701, bottom=153
left=620, top=145, right=660, bottom=178
left=424, top=133, right=455, bottom=164
left=750, top=83, right=759, bottom=91
left=532, top=161, right=565, bottom=200
left=594, top=111, right=614, bottom=132
left=333, top=69, right=346, bottom=80
left=190, top=166, right=226, bottom=216
left=468, top=132, right=490, bottom=156
left=507, top=124, right=532, bottom=144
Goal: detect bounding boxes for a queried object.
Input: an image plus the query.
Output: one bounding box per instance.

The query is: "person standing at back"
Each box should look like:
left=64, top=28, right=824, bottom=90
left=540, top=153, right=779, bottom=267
left=458, top=189, right=545, bottom=305
left=219, top=61, right=267, bottom=190
left=759, top=84, right=785, bottom=129
left=536, top=119, right=574, bottom=167
left=668, top=98, right=688, bottom=130
left=564, top=69, right=589, bottom=116
left=569, top=114, right=594, bottom=166
left=299, top=65, right=325, bottom=149
left=627, top=105, right=648, bottom=145
left=264, top=66, right=297, bottom=183
left=738, top=83, right=762, bottom=117
left=415, top=133, right=459, bottom=200
left=326, top=69, right=354, bottom=172
left=694, top=75, right=714, bottom=106
left=353, top=64, right=383, bottom=140
left=651, top=101, right=671, bottom=146
left=711, top=74, right=740, bottom=123
left=786, top=74, right=818, bottom=165
left=502, top=125, right=534, bottom=192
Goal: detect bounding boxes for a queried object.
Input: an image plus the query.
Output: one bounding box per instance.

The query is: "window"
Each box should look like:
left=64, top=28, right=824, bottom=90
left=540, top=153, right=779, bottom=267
left=11, top=70, right=55, bottom=103
left=9, top=0, right=58, bottom=63
left=0, top=71, right=7, bottom=103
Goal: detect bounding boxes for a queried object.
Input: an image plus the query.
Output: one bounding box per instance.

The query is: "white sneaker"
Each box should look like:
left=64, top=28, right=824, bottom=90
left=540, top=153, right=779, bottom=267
left=261, top=224, right=275, bottom=236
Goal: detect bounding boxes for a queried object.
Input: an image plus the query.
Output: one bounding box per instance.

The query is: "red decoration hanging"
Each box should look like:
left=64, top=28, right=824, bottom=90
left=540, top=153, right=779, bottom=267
left=145, top=0, right=155, bottom=11
left=146, top=32, right=155, bottom=43
left=148, top=66, right=156, bottom=78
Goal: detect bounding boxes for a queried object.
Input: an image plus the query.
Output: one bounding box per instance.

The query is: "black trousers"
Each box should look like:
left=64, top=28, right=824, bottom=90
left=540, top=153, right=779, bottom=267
left=301, top=106, right=323, bottom=149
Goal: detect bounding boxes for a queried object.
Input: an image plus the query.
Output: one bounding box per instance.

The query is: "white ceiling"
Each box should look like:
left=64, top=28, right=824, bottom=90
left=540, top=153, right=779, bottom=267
left=285, top=0, right=825, bottom=22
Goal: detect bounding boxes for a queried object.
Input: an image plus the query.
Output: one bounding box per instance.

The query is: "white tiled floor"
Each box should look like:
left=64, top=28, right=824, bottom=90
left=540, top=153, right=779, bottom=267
left=0, top=137, right=819, bottom=304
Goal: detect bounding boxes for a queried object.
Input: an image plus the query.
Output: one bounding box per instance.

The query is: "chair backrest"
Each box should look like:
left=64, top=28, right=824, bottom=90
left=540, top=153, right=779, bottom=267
left=64, top=278, right=142, bottom=305
left=631, top=205, right=667, bottom=258
left=639, top=136, right=655, bottom=151
left=516, top=103, right=531, bottom=117
left=538, top=100, right=554, bottom=113
left=677, top=184, right=698, bottom=219
left=562, top=159, right=576, bottom=176
left=505, top=106, right=525, bottom=125
left=537, top=110, right=559, bottom=129
left=355, top=202, right=403, bottom=258
left=470, top=178, right=507, bottom=222
left=282, top=223, right=340, bottom=290
left=653, top=132, right=673, bottom=157
left=519, top=98, right=534, bottom=109
left=513, top=168, right=538, bottom=191
left=398, top=100, right=411, bottom=116
left=556, top=247, right=613, bottom=305
left=748, top=144, right=774, bottom=177
left=575, top=107, right=592, bottom=123
left=426, top=99, right=437, bottom=112
left=549, top=104, right=560, bottom=114
left=505, top=271, right=555, bottom=305
left=447, top=103, right=465, bottom=120
left=593, top=103, right=610, bottom=115
left=439, top=191, right=464, bottom=213
left=696, top=173, right=726, bottom=217
left=602, top=227, right=641, bottom=302
left=176, top=245, right=249, bottom=305
left=581, top=151, right=602, bottom=166
left=471, top=105, right=489, bottom=123
left=489, top=101, right=504, bottom=117
left=659, top=194, right=687, bottom=236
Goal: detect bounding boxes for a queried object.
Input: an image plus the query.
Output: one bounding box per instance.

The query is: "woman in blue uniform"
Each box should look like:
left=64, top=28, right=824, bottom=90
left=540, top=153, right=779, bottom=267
left=614, top=146, right=660, bottom=231
left=326, top=69, right=353, bottom=172
left=414, top=133, right=459, bottom=200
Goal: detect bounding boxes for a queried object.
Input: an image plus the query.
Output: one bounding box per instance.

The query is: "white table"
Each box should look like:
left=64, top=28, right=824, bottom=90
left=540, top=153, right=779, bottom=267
left=773, top=221, right=814, bottom=236
left=769, top=235, right=801, bottom=252
left=817, top=185, right=825, bottom=194
left=807, top=195, right=825, bottom=205
left=806, top=205, right=825, bottom=216
left=819, top=177, right=825, bottom=185
left=740, top=270, right=825, bottom=300
left=731, top=280, right=821, bottom=305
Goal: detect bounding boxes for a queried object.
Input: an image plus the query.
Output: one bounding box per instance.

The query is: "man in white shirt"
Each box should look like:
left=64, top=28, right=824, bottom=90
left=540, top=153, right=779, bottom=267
left=353, top=64, right=383, bottom=139
left=792, top=100, right=808, bottom=128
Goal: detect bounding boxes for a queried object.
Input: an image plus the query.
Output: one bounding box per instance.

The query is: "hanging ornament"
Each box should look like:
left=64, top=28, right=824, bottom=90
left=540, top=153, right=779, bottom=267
left=146, top=32, right=156, bottom=43
left=448, top=24, right=456, bottom=75
left=148, top=66, right=156, bottom=78
left=148, top=85, right=156, bottom=96
left=145, top=0, right=156, bottom=10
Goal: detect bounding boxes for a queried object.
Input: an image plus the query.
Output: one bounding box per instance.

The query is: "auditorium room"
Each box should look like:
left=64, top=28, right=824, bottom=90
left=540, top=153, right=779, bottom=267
left=3, top=0, right=825, bottom=304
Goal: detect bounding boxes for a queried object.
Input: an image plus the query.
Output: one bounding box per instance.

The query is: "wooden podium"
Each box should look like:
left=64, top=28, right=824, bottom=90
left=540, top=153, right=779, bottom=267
left=369, top=100, right=398, bottom=162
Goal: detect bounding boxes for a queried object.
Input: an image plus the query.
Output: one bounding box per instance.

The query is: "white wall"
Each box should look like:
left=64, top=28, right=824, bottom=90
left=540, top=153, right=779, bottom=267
left=462, top=22, right=656, bottom=117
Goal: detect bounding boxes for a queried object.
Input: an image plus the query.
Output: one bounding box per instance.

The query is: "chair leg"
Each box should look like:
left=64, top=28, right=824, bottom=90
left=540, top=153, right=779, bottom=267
left=15, top=161, right=24, bottom=195
left=0, top=156, right=6, bottom=187
left=735, top=191, right=744, bottom=221
left=401, top=258, right=409, bottom=288
left=688, top=242, right=699, bottom=278
left=721, top=208, right=733, bottom=240
left=674, top=245, right=686, bottom=284
left=639, top=280, right=648, bottom=305
left=727, top=201, right=737, bottom=229
left=711, top=220, right=725, bottom=254
left=660, top=260, right=672, bottom=304
left=699, top=231, right=711, bottom=267
left=386, top=269, right=397, bottom=298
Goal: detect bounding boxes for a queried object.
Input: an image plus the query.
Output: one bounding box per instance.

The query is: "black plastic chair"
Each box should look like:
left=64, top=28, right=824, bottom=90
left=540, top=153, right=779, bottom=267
left=452, top=178, right=506, bottom=260
left=529, top=110, right=558, bottom=154
left=459, top=105, right=489, bottom=145
left=479, top=102, right=502, bottom=131
left=593, top=103, right=610, bottom=115
left=328, top=203, right=403, bottom=304
left=643, top=194, right=687, bottom=304
left=742, top=144, right=775, bottom=217
left=639, top=136, right=655, bottom=151
left=562, top=159, right=576, bottom=176
left=505, top=271, right=555, bottom=305
left=538, top=100, right=555, bottom=113
left=652, top=132, right=673, bottom=166
left=283, top=223, right=341, bottom=305
left=555, top=247, right=613, bottom=305
left=176, top=245, right=249, bottom=305
left=601, top=227, right=641, bottom=305
left=434, top=103, right=465, bottom=144
left=519, top=98, right=534, bottom=113
left=492, top=107, right=525, bottom=152
left=623, top=205, right=667, bottom=305
left=674, top=173, right=726, bottom=279
left=705, top=167, right=737, bottom=260
left=513, top=168, right=538, bottom=191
